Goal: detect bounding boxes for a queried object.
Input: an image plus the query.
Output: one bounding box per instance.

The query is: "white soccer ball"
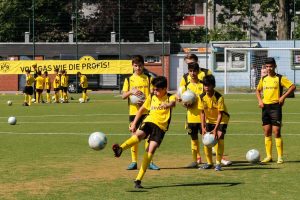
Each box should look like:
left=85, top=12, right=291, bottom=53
left=79, top=98, right=84, bottom=103
left=181, top=90, right=196, bottom=105
left=88, top=132, right=107, bottom=151
left=31, top=98, right=36, bottom=103
left=52, top=96, right=56, bottom=100
left=8, top=116, right=17, bottom=125
left=202, top=132, right=218, bottom=147
left=7, top=100, right=12, bottom=106
left=129, top=93, right=145, bottom=104
left=59, top=98, right=64, bottom=103
left=246, top=149, right=260, bottom=163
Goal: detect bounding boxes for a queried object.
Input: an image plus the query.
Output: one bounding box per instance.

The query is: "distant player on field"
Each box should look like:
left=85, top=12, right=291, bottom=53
left=23, top=69, right=35, bottom=106
left=113, top=76, right=176, bottom=188
left=121, top=55, right=159, bottom=170
left=199, top=75, right=230, bottom=171
left=77, top=72, right=89, bottom=103
left=256, top=57, right=296, bottom=164
left=52, top=69, right=60, bottom=103
left=44, top=71, right=51, bottom=103
left=61, top=70, right=69, bottom=103
left=35, top=70, right=45, bottom=103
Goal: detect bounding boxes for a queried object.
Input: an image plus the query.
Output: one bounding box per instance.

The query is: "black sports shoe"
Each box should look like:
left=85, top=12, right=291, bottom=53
left=112, top=144, right=122, bottom=157
left=134, top=180, right=144, bottom=189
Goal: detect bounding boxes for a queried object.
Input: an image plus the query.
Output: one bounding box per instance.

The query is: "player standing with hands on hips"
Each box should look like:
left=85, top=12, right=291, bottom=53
left=256, top=57, right=296, bottom=164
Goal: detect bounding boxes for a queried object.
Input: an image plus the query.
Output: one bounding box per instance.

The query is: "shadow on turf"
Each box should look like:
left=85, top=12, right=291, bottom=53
left=127, top=182, right=241, bottom=191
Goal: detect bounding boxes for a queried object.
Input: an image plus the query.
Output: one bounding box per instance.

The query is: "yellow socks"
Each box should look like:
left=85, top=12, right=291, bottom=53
left=136, top=152, right=153, bottom=181
left=28, top=95, right=32, bottom=105
left=120, top=135, right=139, bottom=151
left=215, top=140, right=224, bottom=165
left=83, top=92, right=87, bottom=102
left=191, top=140, right=199, bottom=162
left=203, top=146, right=213, bottom=165
left=131, top=144, right=138, bottom=163
left=275, top=137, right=283, bottom=158
left=46, top=93, right=50, bottom=103
left=265, top=136, right=272, bottom=158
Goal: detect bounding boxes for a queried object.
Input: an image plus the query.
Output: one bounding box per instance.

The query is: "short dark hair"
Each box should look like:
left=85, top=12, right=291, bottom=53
left=264, top=57, right=276, bottom=65
left=54, top=68, right=59, bottom=72
left=184, top=53, right=198, bottom=62
left=132, top=55, right=144, bottom=65
left=203, top=75, right=216, bottom=87
left=25, top=69, right=31, bottom=73
left=77, top=72, right=81, bottom=76
left=44, top=71, right=48, bottom=76
left=37, top=70, right=42, bottom=76
left=152, top=76, right=167, bottom=89
left=188, top=62, right=200, bottom=72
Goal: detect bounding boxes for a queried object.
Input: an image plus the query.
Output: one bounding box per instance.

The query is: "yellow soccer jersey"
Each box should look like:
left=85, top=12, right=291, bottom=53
left=44, top=77, right=51, bottom=90
left=257, top=74, right=293, bottom=104
left=122, top=73, right=153, bottom=115
left=199, top=91, right=230, bottom=124
left=26, top=74, right=35, bottom=86
left=142, top=93, right=176, bottom=132
left=61, top=75, right=68, bottom=87
left=80, top=75, right=88, bottom=88
left=182, top=81, right=203, bottom=123
left=35, top=76, right=45, bottom=90
left=179, top=69, right=212, bottom=87
left=53, top=75, right=60, bottom=89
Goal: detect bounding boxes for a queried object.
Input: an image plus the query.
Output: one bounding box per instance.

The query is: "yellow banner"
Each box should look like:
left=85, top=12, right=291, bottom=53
left=0, top=56, right=133, bottom=74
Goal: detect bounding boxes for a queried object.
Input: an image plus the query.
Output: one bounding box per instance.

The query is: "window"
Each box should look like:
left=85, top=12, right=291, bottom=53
left=213, top=51, right=247, bottom=72
left=145, top=56, right=161, bottom=63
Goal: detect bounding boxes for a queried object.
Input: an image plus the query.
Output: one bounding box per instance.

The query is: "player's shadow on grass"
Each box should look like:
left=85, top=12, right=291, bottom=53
left=127, top=182, right=241, bottom=192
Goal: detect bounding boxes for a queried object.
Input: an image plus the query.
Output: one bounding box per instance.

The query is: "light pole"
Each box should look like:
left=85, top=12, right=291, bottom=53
left=162, top=0, right=165, bottom=75
left=32, top=0, right=35, bottom=59
left=75, top=0, right=78, bottom=59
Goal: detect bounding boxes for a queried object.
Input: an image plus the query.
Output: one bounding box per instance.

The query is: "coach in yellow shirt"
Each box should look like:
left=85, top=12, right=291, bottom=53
left=256, top=57, right=296, bottom=164
left=77, top=72, right=88, bottom=102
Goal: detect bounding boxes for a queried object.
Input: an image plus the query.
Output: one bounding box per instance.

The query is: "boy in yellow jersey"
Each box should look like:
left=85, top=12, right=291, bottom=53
left=179, top=62, right=204, bottom=168
left=179, top=54, right=232, bottom=166
left=43, top=71, right=51, bottom=103
left=256, top=57, right=296, bottom=164
left=52, top=69, right=60, bottom=103
left=199, top=75, right=230, bottom=171
left=77, top=72, right=88, bottom=102
left=113, top=76, right=176, bottom=188
left=121, top=55, right=159, bottom=170
left=61, top=70, right=69, bottom=103
left=35, top=70, right=45, bottom=103
left=23, top=69, right=35, bottom=106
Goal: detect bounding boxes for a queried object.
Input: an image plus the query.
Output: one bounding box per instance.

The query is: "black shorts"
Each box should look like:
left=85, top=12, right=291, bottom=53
left=82, top=88, right=88, bottom=93
left=36, top=89, right=43, bottom=93
left=206, top=123, right=228, bottom=139
left=139, top=122, right=165, bottom=146
left=46, top=89, right=50, bottom=93
left=262, top=103, right=282, bottom=126
left=54, top=88, right=60, bottom=92
left=186, top=123, right=202, bottom=140
left=129, top=114, right=147, bottom=127
left=23, top=86, right=33, bottom=95
left=62, top=87, right=68, bottom=92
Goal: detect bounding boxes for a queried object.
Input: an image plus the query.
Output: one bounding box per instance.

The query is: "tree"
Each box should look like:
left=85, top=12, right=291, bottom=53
left=82, top=0, right=197, bottom=42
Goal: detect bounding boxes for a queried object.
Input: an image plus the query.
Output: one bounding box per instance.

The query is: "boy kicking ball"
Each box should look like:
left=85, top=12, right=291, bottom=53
left=112, top=76, right=176, bottom=188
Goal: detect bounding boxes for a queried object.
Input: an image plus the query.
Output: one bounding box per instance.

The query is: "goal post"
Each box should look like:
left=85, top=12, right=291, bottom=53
left=223, top=47, right=300, bottom=94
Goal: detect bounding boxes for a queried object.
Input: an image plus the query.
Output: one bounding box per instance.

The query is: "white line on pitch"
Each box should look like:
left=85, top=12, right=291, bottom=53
left=1, top=132, right=300, bottom=136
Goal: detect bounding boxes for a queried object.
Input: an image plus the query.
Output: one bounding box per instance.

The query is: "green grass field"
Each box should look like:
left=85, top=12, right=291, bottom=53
left=0, top=92, right=300, bottom=200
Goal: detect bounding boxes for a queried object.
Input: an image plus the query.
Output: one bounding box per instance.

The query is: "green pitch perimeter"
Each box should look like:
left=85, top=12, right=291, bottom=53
left=0, top=93, right=299, bottom=200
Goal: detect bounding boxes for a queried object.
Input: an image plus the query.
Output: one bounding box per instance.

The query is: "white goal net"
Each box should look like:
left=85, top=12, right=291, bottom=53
left=223, top=48, right=299, bottom=94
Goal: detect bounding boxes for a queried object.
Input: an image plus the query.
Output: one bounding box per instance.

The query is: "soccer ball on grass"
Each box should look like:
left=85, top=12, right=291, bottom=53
left=88, top=132, right=107, bottom=150
left=79, top=98, right=84, bottom=103
left=246, top=149, right=260, bottom=163
left=7, top=100, right=12, bottom=106
left=8, top=116, right=17, bottom=125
